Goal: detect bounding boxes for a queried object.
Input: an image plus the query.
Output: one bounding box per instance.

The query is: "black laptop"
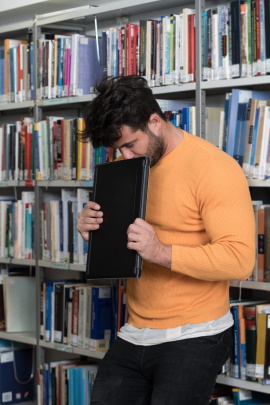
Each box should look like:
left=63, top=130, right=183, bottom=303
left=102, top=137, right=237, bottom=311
left=86, top=156, right=150, bottom=279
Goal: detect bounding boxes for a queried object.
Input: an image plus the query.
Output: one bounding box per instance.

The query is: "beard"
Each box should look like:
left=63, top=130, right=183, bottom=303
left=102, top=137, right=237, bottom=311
left=146, top=128, right=166, bottom=167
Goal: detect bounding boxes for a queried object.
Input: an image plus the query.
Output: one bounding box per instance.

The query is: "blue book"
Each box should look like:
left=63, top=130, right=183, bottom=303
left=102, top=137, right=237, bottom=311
left=233, top=102, right=249, bottom=166
left=8, top=47, right=17, bottom=103
left=77, top=36, right=103, bottom=96
left=91, top=286, right=114, bottom=340
left=67, top=367, right=76, bottom=405
left=231, top=305, right=241, bottom=379
left=226, top=89, right=270, bottom=158
left=182, top=108, right=190, bottom=132
left=202, top=11, right=208, bottom=72
left=59, top=200, right=63, bottom=261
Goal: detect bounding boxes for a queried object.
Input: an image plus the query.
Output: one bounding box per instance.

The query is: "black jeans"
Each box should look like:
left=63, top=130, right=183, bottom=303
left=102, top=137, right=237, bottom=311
left=90, top=327, right=233, bottom=405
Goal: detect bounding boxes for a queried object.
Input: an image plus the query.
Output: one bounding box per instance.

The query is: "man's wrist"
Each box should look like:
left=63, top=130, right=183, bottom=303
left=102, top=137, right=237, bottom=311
left=157, top=244, right=172, bottom=269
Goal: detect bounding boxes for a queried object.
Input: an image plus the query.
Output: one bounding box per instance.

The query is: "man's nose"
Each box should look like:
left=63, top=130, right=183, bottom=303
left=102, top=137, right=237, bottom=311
left=120, top=148, right=135, bottom=159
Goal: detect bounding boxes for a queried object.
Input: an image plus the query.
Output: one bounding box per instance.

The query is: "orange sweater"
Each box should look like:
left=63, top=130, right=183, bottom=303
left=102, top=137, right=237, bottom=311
left=127, top=131, right=255, bottom=329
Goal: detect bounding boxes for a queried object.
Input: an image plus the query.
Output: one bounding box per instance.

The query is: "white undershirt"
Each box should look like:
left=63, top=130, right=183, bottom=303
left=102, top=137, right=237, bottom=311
left=117, top=310, right=233, bottom=346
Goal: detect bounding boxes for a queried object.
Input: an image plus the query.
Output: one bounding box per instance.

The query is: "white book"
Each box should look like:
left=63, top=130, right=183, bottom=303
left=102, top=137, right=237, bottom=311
left=70, top=34, right=83, bottom=96
left=218, top=110, right=225, bottom=150
left=174, top=14, right=180, bottom=85
left=3, top=276, right=36, bottom=332
left=50, top=200, right=60, bottom=262
left=211, top=9, right=219, bottom=80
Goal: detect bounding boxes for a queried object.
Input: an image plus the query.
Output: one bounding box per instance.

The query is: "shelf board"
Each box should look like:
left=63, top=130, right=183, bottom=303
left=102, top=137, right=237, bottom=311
left=0, top=257, right=36, bottom=266
left=247, top=179, right=270, bottom=187
left=216, top=374, right=270, bottom=394
left=230, top=280, right=270, bottom=291
left=152, top=83, right=196, bottom=96
left=38, top=260, right=85, bottom=272
left=39, top=340, right=105, bottom=359
left=38, top=180, right=93, bottom=188
left=201, top=76, right=270, bottom=91
left=0, top=101, right=34, bottom=111
left=0, top=331, right=37, bottom=346
left=35, top=0, right=187, bottom=26
left=0, top=180, right=35, bottom=188
left=37, top=94, right=95, bottom=107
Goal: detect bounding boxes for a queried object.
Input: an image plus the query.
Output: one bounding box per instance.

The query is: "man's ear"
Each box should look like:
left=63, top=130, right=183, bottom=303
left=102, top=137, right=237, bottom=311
left=148, top=113, right=162, bottom=133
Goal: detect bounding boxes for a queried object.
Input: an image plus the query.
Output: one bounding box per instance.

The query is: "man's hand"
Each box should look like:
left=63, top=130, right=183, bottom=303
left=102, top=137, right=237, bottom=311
left=76, top=201, right=103, bottom=242
left=127, top=218, right=172, bottom=268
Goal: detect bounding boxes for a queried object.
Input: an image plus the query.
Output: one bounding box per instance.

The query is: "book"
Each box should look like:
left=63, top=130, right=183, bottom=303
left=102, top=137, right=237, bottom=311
left=3, top=276, right=36, bottom=332
left=76, top=36, right=103, bottom=96
left=226, top=89, right=270, bottom=161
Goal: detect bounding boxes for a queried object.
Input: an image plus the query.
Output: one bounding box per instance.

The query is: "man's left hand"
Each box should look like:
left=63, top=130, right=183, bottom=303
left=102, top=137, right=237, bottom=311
left=127, top=218, right=172, bottom=268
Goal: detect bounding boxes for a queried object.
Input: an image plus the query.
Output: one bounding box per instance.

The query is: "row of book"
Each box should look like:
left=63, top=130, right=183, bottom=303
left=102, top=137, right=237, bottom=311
left=39, top=360, right=98, bottom=405
left=0, top=117, right=115, bottom=182
left=223, top=300, right=270, bottom=385
left=4, top=88, right=270, bottom=182
left=252, top=202, right=270, bottom=283
left=220, top=88, right=270, bottom=180
left=2, top=0, right=270, bottom=104
left=203, top=0, right=270, bottom=81
left=0, top=35, right=34, bottom=104
left=0, top=192, right=35, bottom=260
left=41, top=188, right=89, bottom=264
left=40, top=281, right=127, bottom=350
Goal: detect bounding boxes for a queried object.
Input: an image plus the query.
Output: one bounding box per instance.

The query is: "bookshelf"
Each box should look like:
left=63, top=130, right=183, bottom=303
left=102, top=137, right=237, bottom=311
left=1, top=0, right=270, bottom=402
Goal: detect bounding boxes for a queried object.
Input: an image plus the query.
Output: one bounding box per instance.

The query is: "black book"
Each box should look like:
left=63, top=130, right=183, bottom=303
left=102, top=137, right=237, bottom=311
left=86, top=156, right=150, bottom=279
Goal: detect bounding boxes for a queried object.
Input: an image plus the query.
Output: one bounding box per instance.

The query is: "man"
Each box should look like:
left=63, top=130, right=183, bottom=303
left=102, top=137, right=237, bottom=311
left=77, top=75, right=255, bottom=405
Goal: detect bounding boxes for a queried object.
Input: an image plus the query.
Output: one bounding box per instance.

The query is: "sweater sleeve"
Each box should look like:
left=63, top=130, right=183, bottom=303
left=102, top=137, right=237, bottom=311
left=171, top=155, right=255, bottom=281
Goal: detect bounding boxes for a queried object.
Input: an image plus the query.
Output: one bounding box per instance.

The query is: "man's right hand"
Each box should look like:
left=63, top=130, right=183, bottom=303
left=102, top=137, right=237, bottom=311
left=76, top=201, right=103, bottom=242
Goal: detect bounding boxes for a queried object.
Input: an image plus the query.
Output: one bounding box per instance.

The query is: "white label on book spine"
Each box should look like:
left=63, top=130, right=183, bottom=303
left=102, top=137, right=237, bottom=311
left=71, top=334, right=78, bottom=346
left=2, top=392, right=12, bottom=403
left=0, top=352, right=13, bottom=363
left=99, top=287, right=111, bottom=299
left=255, top=364, right=264, bottom=378
left=54, top=331, right=62, bottom=342
left=246, top=363, right=256, bottom=377
left=266, top=59, right=270, bottom=74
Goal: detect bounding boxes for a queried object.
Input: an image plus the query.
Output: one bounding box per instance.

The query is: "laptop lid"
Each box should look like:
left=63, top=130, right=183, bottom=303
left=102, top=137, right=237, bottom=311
left=86, top=156, right=150, bottom=279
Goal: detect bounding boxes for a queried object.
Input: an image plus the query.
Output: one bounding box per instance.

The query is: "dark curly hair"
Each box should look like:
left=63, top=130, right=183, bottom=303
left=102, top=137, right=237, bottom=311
left=78, top=75, right=168, bottom=148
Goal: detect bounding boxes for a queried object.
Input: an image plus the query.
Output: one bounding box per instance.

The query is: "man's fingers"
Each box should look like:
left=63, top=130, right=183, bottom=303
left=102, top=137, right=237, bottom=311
left=133, top=218, right=151, bottom=228
left=127, top=232, right=140, bottom=242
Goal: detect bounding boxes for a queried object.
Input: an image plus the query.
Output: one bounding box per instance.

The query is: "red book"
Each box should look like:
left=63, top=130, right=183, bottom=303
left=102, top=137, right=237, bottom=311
left=125, top=23, right=139, bottom=75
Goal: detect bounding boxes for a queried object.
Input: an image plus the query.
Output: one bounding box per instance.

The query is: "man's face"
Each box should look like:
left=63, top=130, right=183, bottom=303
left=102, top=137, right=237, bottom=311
left=114, top=125, right=165, bottom=167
